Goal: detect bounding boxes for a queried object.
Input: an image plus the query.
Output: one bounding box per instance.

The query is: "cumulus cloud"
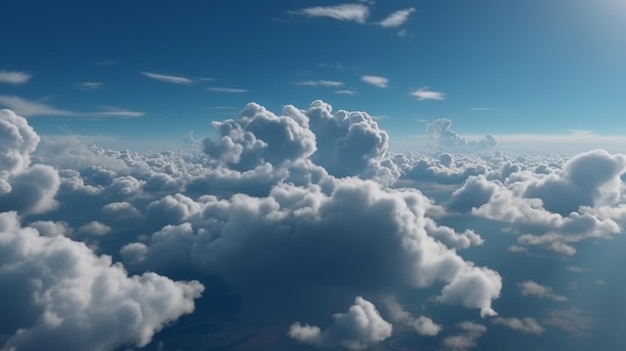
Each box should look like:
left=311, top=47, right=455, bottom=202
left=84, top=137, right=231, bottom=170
left=361, top=75, right=388, bottom=88
left=492, top=317, right=545, bottom=335
left=0, top=211, right=204, bottom=351
left=289, top=297, right=392, bottom=350
left=141, top=72, right=193, bottom=85
left=0, top=110, right=60, bottom=214
left=0, top=109, right=40, bottom=177
left=291, top=3, right=370, bottom=23
left=0, top=70, right=31, bottom=84
left=378, top=8, right=416, bottom=28
left=124, top=178, right=502, bottom=318
left=518, top=281, right=568, bottom=302
left=426, top=118, right=497, bottom=152
left=412, top=87, right=446, bottom=101
left=456, top=150, right=626, bottom=255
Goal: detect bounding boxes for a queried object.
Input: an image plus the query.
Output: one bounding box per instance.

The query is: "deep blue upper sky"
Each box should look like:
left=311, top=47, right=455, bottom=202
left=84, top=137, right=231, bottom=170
left=1, top=0, right=625, bottom=149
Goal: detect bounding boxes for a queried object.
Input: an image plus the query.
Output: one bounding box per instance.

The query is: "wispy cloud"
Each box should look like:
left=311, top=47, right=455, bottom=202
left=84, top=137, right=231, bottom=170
left=0, top=95, right=144, bottom=118
left=334, top=90, right=358, bottom=95
left=93, top=107, right=144, bottom=118
left=290, top=3, right=369, bottom=23
left=361, top=75, right=388, bottom=88
left=469, top=107, right=494, bottom=111
left=0, top=95, right=77, bottom=117
left=295, top=80, right=344, bottom=87
left=519, top=281, right=568, bottom=302
left=141, top=72, right=193, bottom=85
left=77, top=82, right=104, bottom=91
left=411, top=87, right=445, bottom=100
left=378, top=8, right=416, bottom=28
left=0, top=70, right=31, bottom=85
left=208, top=87, right=248, bottom=93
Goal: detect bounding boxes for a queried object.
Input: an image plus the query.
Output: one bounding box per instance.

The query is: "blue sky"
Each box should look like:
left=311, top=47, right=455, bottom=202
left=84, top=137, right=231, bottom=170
left=1, top=0, right=625, bottom=150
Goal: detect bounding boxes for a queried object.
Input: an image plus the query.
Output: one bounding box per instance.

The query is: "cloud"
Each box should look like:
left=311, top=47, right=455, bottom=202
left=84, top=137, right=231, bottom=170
left=383, top=297, right=441, bottom=336
left=378, top=8, right=416, bottom=28
left=335, top=90, right=358, bottom=95
left=141, top=72, right=193, bottom=85
left=78, top=221, right=111, bottom=236
left=0, top=211, right=204, bottom=351
left=77, top=82, right=104, bottom=90
left=361, top=75, right=388, bottom=88
left=0, top=109, right=60, bottom=214
left=0, top=109, right=40, bottom=176
left=519, top=281, right=568, bottom=302
left=0, top=96, right=78, bottom=117
left=291, top=3, right=370, bottom=23
left=295, top=80, right=344, bottom=87
left=0, top=70, right=31, bottom=84
left=289, top=297, right=393, bottom=350
left=208, top=87, right=248, bottom=93
left=426, top=118, right=497, bottom=152
left=442, top=322, right=487, bottom=351
left=93, top=107, right=145, bottom=118
left=492, top=317, right=545, bottom=335
left=412, top=87, right=446, bottom=100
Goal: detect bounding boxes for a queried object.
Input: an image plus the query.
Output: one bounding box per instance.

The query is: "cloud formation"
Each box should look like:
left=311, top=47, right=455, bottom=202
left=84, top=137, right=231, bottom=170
left=141, top=72, right=193, bottom=85
left=0, top=70, right=32, bottom=84
left=208, top=87, right=248, bottom=93
left=412, top=87, right=446, bottom=100
left=289, top=297, right=393, bottom=350
left=361, top=75, right=389, bottom=88
left=442, top=322, right=487, bottom=351
left=0, top=211, right=204, bottom=351
left=493, top=317, right=544, bottom=335
left=518, top=281, right=568, bottom=302
left=291, top=3, right=370, bottom=23
left=378, top=8, right=416, bottom=28
left=0, top=96, right=77, bottom=117
left=426, top=118, right=497, bottom=152
left=295, top=80, right=344, bottom=87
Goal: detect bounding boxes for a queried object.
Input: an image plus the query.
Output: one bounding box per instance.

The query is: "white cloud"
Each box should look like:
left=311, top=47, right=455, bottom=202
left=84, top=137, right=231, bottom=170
left=295, top=80, right=344, bottom=87
left=0, top=211, right=204, bottom=351
left=77, top=81, right=104, bottom=90
left=94, top=107, right=145, bottom=118
left=291, top=3, right=370, bottom=23
left=411, top=87, right=446, bottom=100
left=0, top=96, right=78, bottom=117
left=208, top=87, right=248, bottom=93
left=378, top=8, right=416, bottom=28
left=519, top=281, right=568, bottom=302
left=426, top=118, right=497, bottom=152
left=361, top=75, right=388, bottom=88
left=289, top=297, right=393, bottom=350
left=0, top=70, right=31, bottom=84
left=141, top=72, right=193, bottom=85
left=335, top=90, right=358, bottom=95
left=78, top=221, right=111, bottom=236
